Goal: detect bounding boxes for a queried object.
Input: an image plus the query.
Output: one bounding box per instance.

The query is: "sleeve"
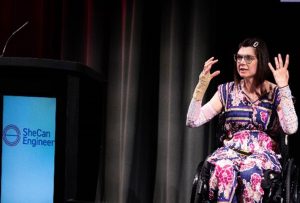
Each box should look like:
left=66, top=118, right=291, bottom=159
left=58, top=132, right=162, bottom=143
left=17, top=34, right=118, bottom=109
left=218, top=84, right=226, bottom=106
left=276, top=86, right=298, bottom=134
left=218, top=82, right=229, bottom=108
left=186, top=83, right=228, bottom=128
left=186, top=99, right=218, bottom=127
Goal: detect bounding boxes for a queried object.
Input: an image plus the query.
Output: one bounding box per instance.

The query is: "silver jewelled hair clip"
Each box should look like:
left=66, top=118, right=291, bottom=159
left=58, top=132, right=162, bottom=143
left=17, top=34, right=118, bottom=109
left=253, top=41, right=259, bottom=48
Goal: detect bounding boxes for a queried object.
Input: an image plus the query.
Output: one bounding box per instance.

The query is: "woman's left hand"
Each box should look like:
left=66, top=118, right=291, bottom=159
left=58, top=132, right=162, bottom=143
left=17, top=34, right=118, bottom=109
left=268, top=54, right=289, bottom=88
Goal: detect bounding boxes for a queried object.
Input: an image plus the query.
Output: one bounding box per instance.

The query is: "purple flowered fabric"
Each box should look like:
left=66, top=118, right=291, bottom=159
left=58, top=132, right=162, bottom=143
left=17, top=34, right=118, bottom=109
left=207, top=81, right=282, bottom=202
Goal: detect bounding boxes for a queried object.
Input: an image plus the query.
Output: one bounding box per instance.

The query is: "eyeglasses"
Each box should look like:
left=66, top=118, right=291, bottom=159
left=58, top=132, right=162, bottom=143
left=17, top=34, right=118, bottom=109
left=233, top=54, right=256, bottom=64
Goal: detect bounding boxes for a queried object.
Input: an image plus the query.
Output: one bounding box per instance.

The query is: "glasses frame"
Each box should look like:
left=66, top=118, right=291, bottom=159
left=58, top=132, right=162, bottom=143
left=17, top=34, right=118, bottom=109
left=233, top=54, right=256, bottom=64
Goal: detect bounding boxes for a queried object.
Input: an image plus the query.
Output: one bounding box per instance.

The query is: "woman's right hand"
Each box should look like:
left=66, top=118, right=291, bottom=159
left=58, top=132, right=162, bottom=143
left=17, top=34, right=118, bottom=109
left=201, top=57, right=220, bottom=80
left=193, top=57, right=220, bottom=101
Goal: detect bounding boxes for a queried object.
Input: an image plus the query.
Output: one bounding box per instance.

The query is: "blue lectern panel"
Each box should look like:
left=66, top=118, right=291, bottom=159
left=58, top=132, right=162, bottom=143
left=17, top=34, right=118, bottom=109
left=1, top=95, right=56, bottom=203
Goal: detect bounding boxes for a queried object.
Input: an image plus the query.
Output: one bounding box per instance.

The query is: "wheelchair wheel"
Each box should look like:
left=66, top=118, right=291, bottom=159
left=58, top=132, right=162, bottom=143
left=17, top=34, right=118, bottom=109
left=285, top=158, right=300, bottom=203
left=190, top=161, right=204, bottom=203
left=190, top=160, right=211, bottom=203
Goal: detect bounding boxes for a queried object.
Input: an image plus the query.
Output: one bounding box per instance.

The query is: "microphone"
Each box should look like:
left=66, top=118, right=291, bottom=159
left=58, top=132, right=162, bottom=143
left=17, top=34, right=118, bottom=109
left=0, top=21, right=29, bottom=57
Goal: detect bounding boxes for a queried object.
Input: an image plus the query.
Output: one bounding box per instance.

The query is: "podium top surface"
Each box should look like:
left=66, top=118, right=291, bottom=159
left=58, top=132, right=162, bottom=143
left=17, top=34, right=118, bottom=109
left=0, top=57, right=104, bottom=81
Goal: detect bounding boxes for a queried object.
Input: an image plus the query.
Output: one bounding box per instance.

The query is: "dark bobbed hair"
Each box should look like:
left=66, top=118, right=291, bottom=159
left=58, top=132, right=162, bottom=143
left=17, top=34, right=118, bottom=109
left=234, top=38, right=271, bottom=88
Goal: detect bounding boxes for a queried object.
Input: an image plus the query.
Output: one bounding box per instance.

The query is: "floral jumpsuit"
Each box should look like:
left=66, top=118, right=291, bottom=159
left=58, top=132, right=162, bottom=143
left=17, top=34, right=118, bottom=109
left=206, top=81, right=288, bottom=202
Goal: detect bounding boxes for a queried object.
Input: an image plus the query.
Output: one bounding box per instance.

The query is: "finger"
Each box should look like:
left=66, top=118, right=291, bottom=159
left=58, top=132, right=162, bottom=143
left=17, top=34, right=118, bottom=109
left=204, top=58, right=218, bottom=67
left=202, top=58, right=212, bottom=74
left=268, top=62, right=275, bottom=73
left=278, top=53, right=284, bottom=68
left=274, top=57, right=279, bottom=69
left=284, top=54, right=290, bottom=69
left=204, top=57, right=215, bottom=65
left=203, top=57, right=214, bottom=69
left=207, top=56, right=215, bottom=61
left=204, top=59, right=218, bottom=73
left=211, top=70, right=221, bottom=79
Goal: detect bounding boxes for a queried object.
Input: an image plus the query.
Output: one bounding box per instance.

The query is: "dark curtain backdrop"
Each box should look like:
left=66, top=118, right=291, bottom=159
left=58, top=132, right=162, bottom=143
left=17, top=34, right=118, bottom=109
left=1, top=0, right=300, bottom=202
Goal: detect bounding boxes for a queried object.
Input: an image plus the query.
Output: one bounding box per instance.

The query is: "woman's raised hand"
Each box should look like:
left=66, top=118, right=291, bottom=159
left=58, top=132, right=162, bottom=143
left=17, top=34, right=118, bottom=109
left=192, top=57, right=220, bottom=101
left=201, top=57, right=220, bottom=80
left=268, top=54, right=289, bottom=88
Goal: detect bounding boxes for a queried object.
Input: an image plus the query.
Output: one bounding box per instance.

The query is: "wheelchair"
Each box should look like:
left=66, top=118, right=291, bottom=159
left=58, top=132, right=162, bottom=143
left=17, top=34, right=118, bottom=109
left=190, top=110, right=300, bottom=203
left=190, top=133, right=300, bottom=203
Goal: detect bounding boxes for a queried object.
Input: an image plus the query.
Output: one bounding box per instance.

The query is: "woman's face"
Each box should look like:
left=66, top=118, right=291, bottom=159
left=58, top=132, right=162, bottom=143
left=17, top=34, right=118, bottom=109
left=235, top=46, right=257, bottom=79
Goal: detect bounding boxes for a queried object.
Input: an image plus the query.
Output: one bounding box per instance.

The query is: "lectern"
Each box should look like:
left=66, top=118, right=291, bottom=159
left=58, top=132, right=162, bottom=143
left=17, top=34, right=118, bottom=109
left=0, top=57, right=105, bottom=203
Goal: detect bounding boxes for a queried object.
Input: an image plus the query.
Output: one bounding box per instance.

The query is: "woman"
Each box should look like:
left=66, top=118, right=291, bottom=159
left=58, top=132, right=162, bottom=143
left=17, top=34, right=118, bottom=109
left=186, top=38, right=298, bottom=202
